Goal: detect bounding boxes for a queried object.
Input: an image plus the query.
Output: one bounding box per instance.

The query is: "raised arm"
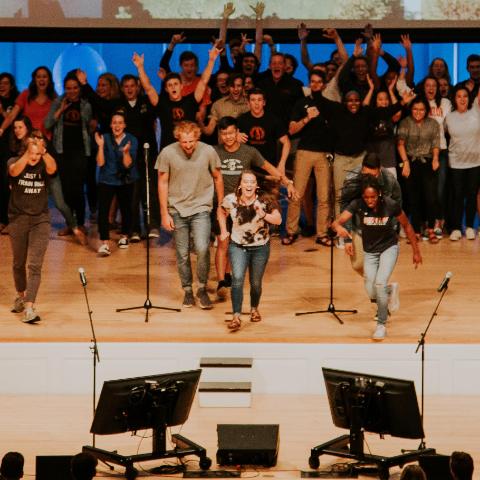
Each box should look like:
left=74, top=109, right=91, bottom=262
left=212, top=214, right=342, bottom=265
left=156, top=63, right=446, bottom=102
left=194, top=46, right=222, bottom=104
left=400, top=34, right=415, bottom=87
left=160, top=32, right=186, bottom=73
left=323, top=28, right=348, bottom=64
left=219, top=3, right=234, bottom=47
left=132, top=52, right=159, bottom=107
left=250, top=2, right=265, bottom=63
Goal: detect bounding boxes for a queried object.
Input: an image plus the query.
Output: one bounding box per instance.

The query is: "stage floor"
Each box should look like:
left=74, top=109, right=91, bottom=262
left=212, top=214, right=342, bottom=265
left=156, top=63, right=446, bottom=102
left=1, top=394, right=478, bottom=479
left=0, top=226, right=479, bottom=344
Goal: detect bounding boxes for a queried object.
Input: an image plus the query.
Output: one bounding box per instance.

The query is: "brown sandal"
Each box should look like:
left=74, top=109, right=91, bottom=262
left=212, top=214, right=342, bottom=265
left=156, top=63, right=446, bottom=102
left=281, top=233, right=298, bottom=245
left=315, top=235, right=333, bottom=247
left=250, top=309, right=262, bottom=322
left=428, top=229, right=439, bottom=244
left=227, top=316, right=242, bottom=332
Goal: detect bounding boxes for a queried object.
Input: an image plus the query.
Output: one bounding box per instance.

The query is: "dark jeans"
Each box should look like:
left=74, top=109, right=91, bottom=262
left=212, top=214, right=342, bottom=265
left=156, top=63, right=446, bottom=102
left=229, top=241, right=270, bottom=315
left=437, top=149, right=449, bottom=220
left=450, top=166, right=480, bottom=230
left=406, top=161, right=438, bottom=232
left=57, top=150, right=88, bottom=227
left=9, top=215, right=50, bottom=303
left=97, top=183, right=134, bottom=240
left=85, top=154, right=97, bottom=215
left=171, top=210, right=211, bottom=291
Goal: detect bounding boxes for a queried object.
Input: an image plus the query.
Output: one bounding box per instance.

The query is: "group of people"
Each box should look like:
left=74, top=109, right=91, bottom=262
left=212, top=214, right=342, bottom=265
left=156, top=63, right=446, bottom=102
left=1, top=13, right=479, bottom=335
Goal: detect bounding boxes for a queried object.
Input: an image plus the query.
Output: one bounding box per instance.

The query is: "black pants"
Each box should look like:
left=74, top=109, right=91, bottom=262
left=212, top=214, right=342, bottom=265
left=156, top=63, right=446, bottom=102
left=450, top=166, right=480, bottom=230
left=98, top=183, right=134, bottom=240
left=406, top=161, right=438, bottom=233
left=58, top=150, right=88, bottom=227
left=0, top=155, right=9, bottom=225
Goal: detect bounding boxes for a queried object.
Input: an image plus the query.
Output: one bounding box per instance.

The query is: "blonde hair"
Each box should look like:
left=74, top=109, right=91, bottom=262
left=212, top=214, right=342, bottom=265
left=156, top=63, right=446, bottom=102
left=173, top=121, right=201, bottom=140
left=97, top=73, right=120, bottom=100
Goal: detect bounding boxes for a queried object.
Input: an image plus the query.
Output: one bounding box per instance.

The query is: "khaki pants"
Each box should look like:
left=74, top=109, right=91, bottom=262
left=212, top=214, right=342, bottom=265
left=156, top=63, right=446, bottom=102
left=333, top=152, right=365, bottom=217
left=286, top=149, right=330, bottom=237
left=350, top=230, right=364, bottom=276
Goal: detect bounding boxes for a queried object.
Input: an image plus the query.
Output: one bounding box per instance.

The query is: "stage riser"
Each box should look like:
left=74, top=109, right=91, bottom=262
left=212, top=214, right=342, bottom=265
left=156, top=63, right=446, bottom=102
left=1, top=343, right=480, bottom=395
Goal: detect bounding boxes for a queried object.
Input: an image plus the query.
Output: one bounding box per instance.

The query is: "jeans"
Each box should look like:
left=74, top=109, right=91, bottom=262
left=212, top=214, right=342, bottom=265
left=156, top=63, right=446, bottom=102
left=48, top=175, right=76, bottom=229
left=450, top=166, right=480, bottom=230
left=229, top=241, right=270, bottom=315
left=363, top=244, right=399, bottom=325
left=9, top=215, right=50, bottom=303
left=97, top=183, right=134, bottom=240
left=171, top=210, right=211, bottom=291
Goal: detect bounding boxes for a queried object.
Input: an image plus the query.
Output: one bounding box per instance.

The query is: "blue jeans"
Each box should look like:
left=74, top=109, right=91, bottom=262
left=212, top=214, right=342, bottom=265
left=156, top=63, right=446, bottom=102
left=171, top=210, right=211, bottom=291
left=363, top=244, right=398, bottom=325
left=229, top=242, right=270, bottom=315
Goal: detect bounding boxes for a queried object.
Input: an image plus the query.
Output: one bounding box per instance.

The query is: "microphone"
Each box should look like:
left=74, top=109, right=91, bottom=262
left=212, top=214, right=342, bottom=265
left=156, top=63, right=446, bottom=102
left=79, top=267, right=87, bottom=287
left=144, top=142, right=149, bottom=166
left=437, top=271, right=452, bottom=292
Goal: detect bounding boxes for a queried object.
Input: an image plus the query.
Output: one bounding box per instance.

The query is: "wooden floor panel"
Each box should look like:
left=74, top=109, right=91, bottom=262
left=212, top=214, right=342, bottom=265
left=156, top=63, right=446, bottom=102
left=0, top=226, right=479, bottom=343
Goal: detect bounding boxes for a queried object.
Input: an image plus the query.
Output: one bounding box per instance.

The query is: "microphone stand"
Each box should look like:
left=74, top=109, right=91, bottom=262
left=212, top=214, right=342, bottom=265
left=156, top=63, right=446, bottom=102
left=414, top=283, right=449, bottom=449
left=296, top=154, right=357, bottom=324
left=80, top=275, right=100, bottom=448
left=116, top=144, right=180, bottom=322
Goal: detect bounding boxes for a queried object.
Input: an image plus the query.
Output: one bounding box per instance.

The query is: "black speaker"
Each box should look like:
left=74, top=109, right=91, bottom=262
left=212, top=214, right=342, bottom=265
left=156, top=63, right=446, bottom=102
left=36, top=455, right=73, bottom=480
left=419, top=454, right=453, bottom=480
left=216, top=424, right=279, bottom=467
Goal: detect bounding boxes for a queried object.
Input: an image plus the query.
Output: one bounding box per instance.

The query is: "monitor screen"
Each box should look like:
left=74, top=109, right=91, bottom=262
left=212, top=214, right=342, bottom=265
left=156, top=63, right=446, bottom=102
left=322, top=368, right=423, bottom=439
left=91, top=369, right=201, bottom=435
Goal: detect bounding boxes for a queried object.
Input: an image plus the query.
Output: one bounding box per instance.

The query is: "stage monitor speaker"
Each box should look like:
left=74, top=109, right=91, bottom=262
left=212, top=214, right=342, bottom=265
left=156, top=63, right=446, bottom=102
left=216, top=424, right=279, bottom=467
left=419, top=454, right=453, bottom=480
left=36, top=455, right=73, bottom=480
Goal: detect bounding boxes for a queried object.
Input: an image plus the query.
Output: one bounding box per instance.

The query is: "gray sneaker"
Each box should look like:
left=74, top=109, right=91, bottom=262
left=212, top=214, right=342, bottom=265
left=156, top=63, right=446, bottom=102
left=372, top=324, right=386, bottom=341
left=196, top=288, right=213, bottom=310
left=11, top=296, right=25, bottom=313
left=182, top=291, right=195, bottom=308
left=388, top=283, right=400, bottom=313
left=23, top=307, right=41, bottom=324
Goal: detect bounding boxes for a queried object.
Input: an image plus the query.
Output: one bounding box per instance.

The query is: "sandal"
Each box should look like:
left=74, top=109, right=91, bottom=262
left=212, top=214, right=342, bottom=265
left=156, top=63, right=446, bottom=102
left=250, top=309, right=262, bottom=322
left=315, top=235, right=333, bottom=247
left=281, top=233, right=298, bottom=245
left=227, top=316, right=242, bottom=332
left=427, top=229, right=439, bottom=244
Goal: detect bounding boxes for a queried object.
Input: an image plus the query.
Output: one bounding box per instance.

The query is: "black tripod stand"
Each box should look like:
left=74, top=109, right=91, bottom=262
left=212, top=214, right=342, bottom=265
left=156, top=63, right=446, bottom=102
left=79, top=268, right=100, bottom=447
left=414, top=274, right=451, bottom=449
left=296, top=154, right=357, bottom=324
left=117, top=143, right=180, bottom=322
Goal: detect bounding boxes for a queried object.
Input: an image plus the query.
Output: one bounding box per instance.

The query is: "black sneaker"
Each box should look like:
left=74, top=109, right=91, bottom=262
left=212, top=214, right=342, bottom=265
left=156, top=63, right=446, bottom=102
left=182, top=291, right=195, bottom=308
left=196, top=288, right=213, bottom=310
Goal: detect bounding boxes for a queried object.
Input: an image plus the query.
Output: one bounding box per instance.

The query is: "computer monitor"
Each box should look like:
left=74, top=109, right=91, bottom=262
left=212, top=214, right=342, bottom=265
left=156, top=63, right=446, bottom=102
left=91, top=369, right=201, bottom=435
left=322, top=367, right=423, bottom=439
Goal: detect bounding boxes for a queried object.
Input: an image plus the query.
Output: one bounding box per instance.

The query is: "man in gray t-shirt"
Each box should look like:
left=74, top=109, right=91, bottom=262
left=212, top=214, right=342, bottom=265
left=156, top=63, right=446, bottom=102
left=155, top=121, right=224, bottom=309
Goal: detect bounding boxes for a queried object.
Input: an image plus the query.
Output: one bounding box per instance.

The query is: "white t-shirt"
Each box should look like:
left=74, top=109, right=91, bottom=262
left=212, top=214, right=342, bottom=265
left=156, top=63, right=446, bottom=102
left=429, top=97, right=452, bottom=150
left=444, top=99, right=480, bottom=169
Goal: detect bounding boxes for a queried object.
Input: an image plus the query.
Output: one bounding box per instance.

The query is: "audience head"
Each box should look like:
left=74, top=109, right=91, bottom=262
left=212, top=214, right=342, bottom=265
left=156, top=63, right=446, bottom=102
left=218, top=116, right=238, bottom=148
left=96, top=72, right=120, bottom=100
left=229, top=38, right=243, bottom=61
left=330, top=49, right=342, bottom=66
left=120, top=74, right=141, bottom=101
left=63, top=72, right=82, bottom=102
left=215, top=70, right=230, bottom=96
left=409, top=97, right=429, bottom=122
left=353, top=56, right=368, bottom=82
left=452, top=85, right=473, bottom=112
left=179, top=51, right=199, bottom=81
left=71, top=452, right=97, bottom=480
left=174, top=121, right=201, bottom=156
left=10, top=115, right=33, bottom=155
left=466, top=54, right=480, bottom=81
left=399, top=465, right=427, bottom=480
left=110, top=111, right=127, bottom=136
left=0, top=452, right=24, bottom=480
left=164, top=72, right=183, bottom=101
left=423, top=76, right=441, bottom=106
left=450, top=451, right=474, bottom=480
left=324, top=61, right=338, bottom=82
left=343, top=90, right=361, bottom=114
left=270, top=53, right=286, bottom=81
left=244, top=75, right=255, bottom=93
left=374, top=89, right=391, bottom=108
left=284, top=53, right=298, bottom=75
left=428, top=57, right=451, bottom=83
left=247, top=88, right=266, bottom=115
left=241, top=53, right=259, bottom=76
left=309, top=71, right=326, bottom=92
left=0, top=72, right=19, bottom=99
left=28, top=66, right=56, bottom=101
left=438, top=77, right=452, bottom=99
left=362, top=152, right=381, bottom=176
left=227, top=73, right=244, bottom=100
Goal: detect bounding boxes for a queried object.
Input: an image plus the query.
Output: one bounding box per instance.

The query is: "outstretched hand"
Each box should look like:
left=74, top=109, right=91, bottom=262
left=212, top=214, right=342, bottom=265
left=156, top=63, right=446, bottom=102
left=132, top=52, right=144, bottom=69
left=249, top=1, right=265, bottom=19
left=298, top=22, right=309, bottom=41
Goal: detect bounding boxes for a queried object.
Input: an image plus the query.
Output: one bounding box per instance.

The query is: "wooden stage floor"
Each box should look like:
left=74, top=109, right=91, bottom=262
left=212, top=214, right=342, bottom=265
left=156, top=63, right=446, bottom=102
left=0, top=226, right=479, bottom=344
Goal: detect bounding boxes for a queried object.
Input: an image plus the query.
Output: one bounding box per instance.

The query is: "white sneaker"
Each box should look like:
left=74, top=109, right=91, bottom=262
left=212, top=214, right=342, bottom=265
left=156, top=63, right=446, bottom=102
left=449, top=230, right=462, bottom=241
left=118, top=237, right=129, bottom=249
left=465, top=227, right=476, bottom=240
left=372, top=324, right=386, bottom=341
left=97, top=244, right=111, bottom=256
left=388, top=282, right=400, bottom=313
left=23, top=307, right=41, bottom=324
left=130, top=232, right=141, bottom=243
left=148, top=228, right=160, bottom=239
left=335, top=237, right=345, bottom=249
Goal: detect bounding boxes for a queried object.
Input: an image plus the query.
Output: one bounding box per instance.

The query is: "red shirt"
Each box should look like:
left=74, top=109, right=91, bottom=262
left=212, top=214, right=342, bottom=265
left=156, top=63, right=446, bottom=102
left=15, top=89, right=53, bottom=139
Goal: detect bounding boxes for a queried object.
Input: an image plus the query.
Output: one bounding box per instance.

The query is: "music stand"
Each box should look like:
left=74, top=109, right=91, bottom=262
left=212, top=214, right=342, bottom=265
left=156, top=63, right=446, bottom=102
left=83, top=369, right=212, bottom=480
left=308, top=368, right=435, bottom=480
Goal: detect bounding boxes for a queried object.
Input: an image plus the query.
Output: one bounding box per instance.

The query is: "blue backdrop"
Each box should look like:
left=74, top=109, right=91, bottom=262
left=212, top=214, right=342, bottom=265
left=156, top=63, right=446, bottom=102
left=0, top=41, right=476, bottom=93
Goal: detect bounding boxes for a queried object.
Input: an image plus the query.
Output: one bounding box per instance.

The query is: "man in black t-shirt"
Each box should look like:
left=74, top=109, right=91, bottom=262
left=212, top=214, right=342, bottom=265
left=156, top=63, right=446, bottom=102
left=284, top=71, right=333, bottom=246
left=237, top=89, right=290, bottom=174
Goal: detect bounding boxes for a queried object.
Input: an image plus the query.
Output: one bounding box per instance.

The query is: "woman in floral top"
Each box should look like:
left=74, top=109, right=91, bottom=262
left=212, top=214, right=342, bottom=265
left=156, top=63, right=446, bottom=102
left=218, top=171, right=281, bottom=332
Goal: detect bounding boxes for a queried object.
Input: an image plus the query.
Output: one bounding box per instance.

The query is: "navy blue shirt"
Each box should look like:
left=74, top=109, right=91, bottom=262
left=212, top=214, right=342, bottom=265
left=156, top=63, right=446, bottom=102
left=98, top=132, right=138, bottom=186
